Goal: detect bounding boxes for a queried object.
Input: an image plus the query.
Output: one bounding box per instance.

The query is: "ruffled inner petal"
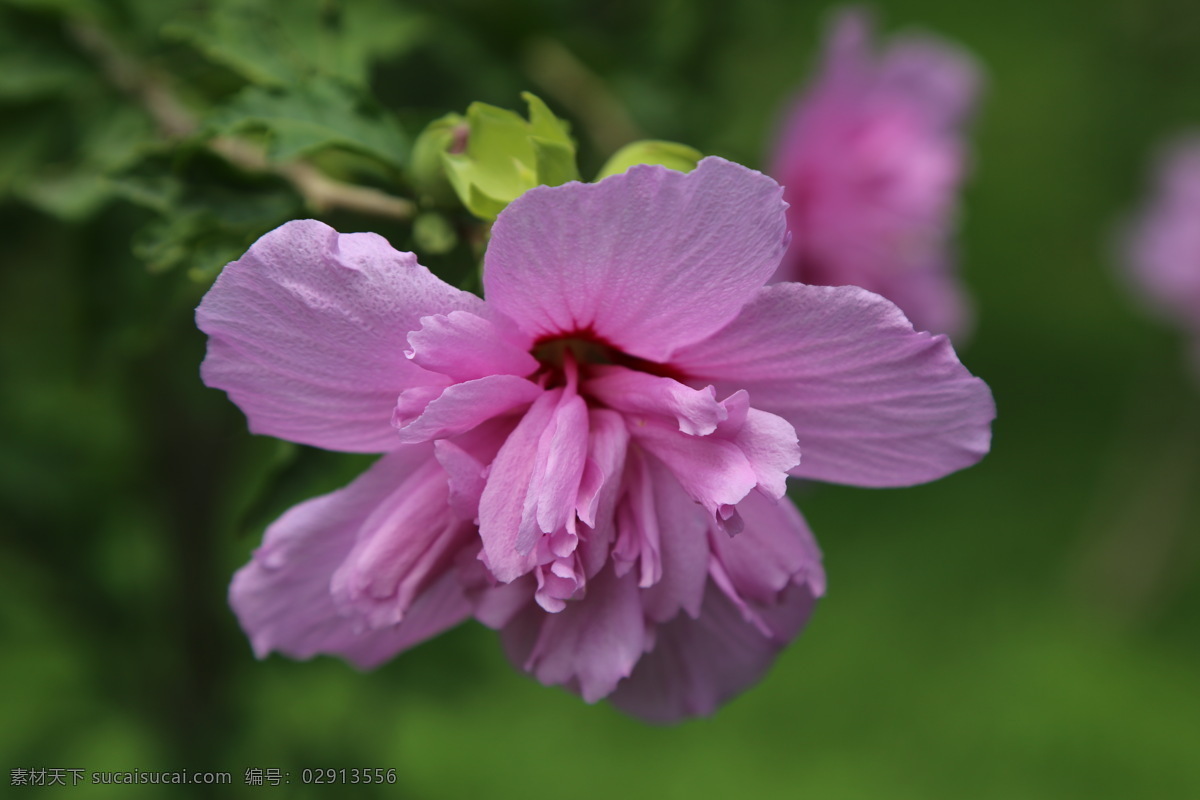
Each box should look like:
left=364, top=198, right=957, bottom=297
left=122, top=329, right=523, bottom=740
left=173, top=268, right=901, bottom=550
left=433, top=440, right=489, bottom=522
left=477, top=391, right=560, bottom=581
left=710, top=390, right=801, bottom=501
left=630, top=416, right=757, bottom=530
left=707, top=490, right=826, bottom=636
left=578, top=365, right=800, bottom=531
left=329, top=458, right=476, bottom=630
left=405, top=309, right=539, bottom=382
left=501, top=565, right=647, bottom=704
left=630, top=453, right=711, bottom=622
left=228, top=445, right=472, bottom=669
left=586, top=366, right=726, bottom=435
left=393, top=374, right=542, bottom=445
left=607, top=491, right=823, bottom=723
left=608, top=579, right=819, bottom=724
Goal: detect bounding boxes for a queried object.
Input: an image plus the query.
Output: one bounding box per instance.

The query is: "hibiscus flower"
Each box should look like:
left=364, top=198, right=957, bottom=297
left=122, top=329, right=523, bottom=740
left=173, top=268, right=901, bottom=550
left=1124, top=135, right=1200, bottom=378
left=769, top=9, right=981, bottom=339
left=197, top=157, right=994, bottom=722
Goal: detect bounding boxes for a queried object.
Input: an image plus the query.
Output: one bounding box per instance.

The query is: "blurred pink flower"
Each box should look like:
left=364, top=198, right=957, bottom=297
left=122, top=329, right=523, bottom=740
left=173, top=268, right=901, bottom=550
left=197, top=157, right=994, bottom=722
left=769, top=9, right=981, bottom=339
left=1125, top=136, right=1200, bottom=375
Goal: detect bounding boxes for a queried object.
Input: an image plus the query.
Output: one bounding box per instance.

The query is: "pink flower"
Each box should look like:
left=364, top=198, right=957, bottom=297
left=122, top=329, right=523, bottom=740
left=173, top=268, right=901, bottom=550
left=769, top=9, right=981, bottom=339
left=1125, top=136, right=1200, bottom=376
left=197, top=157, right=994, bottom=722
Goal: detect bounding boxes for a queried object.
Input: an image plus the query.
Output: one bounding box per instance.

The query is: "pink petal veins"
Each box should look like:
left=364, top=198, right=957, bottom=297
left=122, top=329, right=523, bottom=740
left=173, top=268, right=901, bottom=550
left=393, top=374, right=542, bottom=445
left=405, top=309, right=538, bottom=382
left=228, top=446, right=471, bottom=668
left=674, top=283, right=994, bottom=487
left=197, top=220, right=483, bottom=452
left=484, top=158, right=788, bottom=360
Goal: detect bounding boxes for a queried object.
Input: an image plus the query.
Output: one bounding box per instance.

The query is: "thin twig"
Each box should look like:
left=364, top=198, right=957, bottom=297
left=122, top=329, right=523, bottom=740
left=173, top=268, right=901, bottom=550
left=209, top=138, right=416, bottom=218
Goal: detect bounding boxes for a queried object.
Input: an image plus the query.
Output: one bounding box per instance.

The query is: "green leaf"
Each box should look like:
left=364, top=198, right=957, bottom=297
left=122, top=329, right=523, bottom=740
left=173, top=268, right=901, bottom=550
left=208, top=79, right=407, bottom=169
left=108, top=171, right=182, bottom=216
left=165, top=0, right=427, bottom=89
left=116, top=151, right=302, bottom=277
left=333, top=0, right=429, bottom=85
left=131, top=179, right=300, bottom=279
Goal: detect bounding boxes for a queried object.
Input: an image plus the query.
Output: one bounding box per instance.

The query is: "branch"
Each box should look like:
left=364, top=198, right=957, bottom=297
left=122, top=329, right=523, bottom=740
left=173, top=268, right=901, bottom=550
left=69, top=21, right=415, bottom=221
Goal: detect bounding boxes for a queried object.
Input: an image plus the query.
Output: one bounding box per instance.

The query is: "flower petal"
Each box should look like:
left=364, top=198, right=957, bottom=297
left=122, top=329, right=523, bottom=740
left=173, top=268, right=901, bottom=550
left=500, top=566, right=647, bottom=703
left=197, top=220, right=483, bottom=452
left=433, top=440, right=489, bottom=521
left=673, top=283, right=994, bottom=487
left=466, top=567, right=535, bottom=630
left=1125, top=137, right=1200, bottom=329
left=574, top=408, right=628, bottom=578
left=711, top=390, right=800, bottom=501
left=608, top=490, right=822, bottom=722
left=709, top=490, right=826, bottom=612
left=876, top=26, right=981, bottom=129
left=635, top=454, right=711, bottom=622
left=393, top=374, right=542, bottom=445
left=483, top=157, right=788, bottom=361
left=871, top=263, right=972, bottom=345
left=585, top=366, right=726, bottom=436
left=530, top=393, right=590, bottom=537
left=630, top=416, right=758, bottom=527
left=477, top=390, right=562, bottom=581
left=329, top=459, right=475, bottom=630
left=608, top=579, right=819, bottom=723
left=405, top=310, right=538, bottom=382
left=228, top=445, right=471, bottom=668
left=767, top=10, right=979, bottom=339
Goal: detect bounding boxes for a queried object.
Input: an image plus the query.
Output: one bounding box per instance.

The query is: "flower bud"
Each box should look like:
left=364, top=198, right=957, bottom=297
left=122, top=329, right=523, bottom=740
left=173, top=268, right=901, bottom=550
left=409, top=113, right=468, bottom=206
left=440, top=92, right=578, bottom=221
left=595, top=140, right=702, bottom=180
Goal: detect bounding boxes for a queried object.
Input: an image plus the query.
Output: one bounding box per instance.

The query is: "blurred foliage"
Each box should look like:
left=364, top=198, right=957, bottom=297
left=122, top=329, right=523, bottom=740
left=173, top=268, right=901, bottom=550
left=2, top=0, right=1200, bottom=798
left=162, top=0, right=427, bottom=89
left=0, top=0, right=431, bottom=281
left=207, top=79, right=408, bottom=167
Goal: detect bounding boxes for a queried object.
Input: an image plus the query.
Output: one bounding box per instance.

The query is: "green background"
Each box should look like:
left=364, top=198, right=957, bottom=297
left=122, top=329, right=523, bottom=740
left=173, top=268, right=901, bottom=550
left=2, top=0, right=1199, bottom=797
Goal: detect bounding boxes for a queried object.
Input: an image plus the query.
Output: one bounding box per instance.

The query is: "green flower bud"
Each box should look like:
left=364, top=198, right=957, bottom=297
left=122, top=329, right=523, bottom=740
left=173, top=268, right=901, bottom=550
left=409, top=112, right=468, bottom=206
left=441, top=92, right=579, bottom=221
left=595, top=140, right=703, bottom=181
